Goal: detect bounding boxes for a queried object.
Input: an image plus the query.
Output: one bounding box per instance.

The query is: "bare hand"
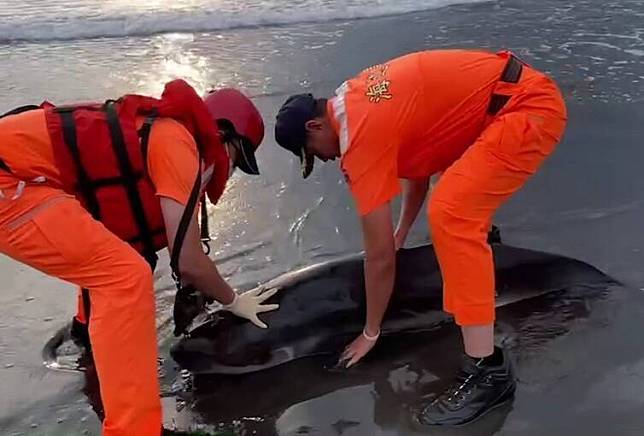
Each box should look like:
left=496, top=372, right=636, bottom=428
left=339, top=332, right=378, bottom=368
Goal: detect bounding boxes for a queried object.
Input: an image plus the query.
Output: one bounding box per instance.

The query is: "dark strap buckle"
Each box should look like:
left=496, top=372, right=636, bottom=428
left=487, top=55, right=525, bottom=116
left=500, top=55, right=523, bottom=84
left=199, top=196, right=211, bottom=255
left=201, top=237, right=211, bottom=255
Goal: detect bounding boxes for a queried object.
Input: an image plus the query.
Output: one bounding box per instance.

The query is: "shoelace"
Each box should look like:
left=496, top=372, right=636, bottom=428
left=442, top=375, right=475, bottom=406
left=436, top=361, right=485, bottom=407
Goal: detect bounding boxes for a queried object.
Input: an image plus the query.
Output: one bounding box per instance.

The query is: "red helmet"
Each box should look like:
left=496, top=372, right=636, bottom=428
left=204, top=88, right=264, bottom=175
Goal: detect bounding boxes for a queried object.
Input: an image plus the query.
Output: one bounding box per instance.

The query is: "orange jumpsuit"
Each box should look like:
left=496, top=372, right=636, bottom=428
left=0, top=109, right=202, bottom=435
left=328, top=49, right=567, bottom=326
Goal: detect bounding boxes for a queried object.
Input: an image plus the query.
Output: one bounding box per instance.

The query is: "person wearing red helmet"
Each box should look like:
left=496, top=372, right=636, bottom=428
left=0, top=79, right=277, bottom=435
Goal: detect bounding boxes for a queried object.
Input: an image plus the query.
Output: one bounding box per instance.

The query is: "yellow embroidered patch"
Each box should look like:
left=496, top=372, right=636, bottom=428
left=364, top=63, right=392, bottom=103
left=366, top=80, right=392, bottom=103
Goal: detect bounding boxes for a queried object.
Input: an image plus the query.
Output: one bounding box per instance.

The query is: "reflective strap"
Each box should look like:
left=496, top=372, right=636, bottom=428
left=4, top=195, right=67, bottom=230
left=0, top=157, right=10, bottom=200
left=332, top=81, right=350, bottom=155
left=0, top=176, right=47, bottom=201
left=11, top=181, right=25, bottom=200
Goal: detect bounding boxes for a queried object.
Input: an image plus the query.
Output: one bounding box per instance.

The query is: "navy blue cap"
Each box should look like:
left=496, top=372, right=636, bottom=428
left=274, top=93, right=316, bottom=178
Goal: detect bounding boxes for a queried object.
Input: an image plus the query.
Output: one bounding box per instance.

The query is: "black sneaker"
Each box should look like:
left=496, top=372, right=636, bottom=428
left=413, top=347, right=515, bottom=427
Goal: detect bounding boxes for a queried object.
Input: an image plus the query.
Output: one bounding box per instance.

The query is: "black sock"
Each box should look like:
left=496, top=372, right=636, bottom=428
left=469, top=347, right=503, bottom=367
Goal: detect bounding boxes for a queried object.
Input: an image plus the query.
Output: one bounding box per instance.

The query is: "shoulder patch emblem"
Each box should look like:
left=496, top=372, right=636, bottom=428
left=364, top=63, right=392, bottom=103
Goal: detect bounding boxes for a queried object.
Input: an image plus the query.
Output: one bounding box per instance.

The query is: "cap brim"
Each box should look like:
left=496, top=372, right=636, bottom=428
left=236, top=137, right=260, bottom=175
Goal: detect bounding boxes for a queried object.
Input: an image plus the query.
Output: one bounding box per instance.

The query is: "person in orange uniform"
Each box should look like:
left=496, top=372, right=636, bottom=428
left=0, top=79, right=279, bottom=435
left=274, top=49, right=567, bottom=426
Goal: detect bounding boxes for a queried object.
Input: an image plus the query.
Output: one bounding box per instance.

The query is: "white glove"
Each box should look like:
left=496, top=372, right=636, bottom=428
left=222, top=287, right=280, bottom=328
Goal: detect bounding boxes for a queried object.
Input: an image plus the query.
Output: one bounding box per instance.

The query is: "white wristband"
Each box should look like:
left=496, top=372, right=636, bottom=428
left=362, top=327, right=381, bottom=342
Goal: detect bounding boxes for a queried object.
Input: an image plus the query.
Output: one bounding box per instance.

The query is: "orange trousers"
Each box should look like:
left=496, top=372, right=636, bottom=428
left=0, top=178, right=161, bottom=436
left=428, top=65, right=567, bottom=326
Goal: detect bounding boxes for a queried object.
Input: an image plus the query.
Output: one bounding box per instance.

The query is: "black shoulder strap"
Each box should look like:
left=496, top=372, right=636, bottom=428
left=57, top=108, right=102, bottom=220
left=104, top=102, right=158, bottom=267
left=0, top=104, right=41, bottom=119
left=170, top=162, right=203, bottom=286
left=138, top=111, right=158, bottom=176
left=199, top=196, right=211, bottom=255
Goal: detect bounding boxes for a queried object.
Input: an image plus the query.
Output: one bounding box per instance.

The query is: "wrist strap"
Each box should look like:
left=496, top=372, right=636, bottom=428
left=362, top=327, right=381, bottom=342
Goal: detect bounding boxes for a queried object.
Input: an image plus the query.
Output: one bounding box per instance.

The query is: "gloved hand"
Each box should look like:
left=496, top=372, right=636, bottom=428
left=223, top=287, right=280, bottom=328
